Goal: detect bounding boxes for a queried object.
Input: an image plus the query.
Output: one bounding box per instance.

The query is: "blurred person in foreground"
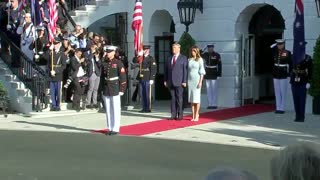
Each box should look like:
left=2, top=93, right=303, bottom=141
left=271, top=143, right=320, bottom=180
left=204, top=167, right=258, bottom=180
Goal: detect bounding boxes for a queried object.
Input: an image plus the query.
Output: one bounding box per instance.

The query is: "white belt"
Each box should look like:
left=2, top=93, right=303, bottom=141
left=206, top=65, right=217, bottom=68
left=105, top=77, right=119, bottom=81
left=274, top=64, right=288, bottom=67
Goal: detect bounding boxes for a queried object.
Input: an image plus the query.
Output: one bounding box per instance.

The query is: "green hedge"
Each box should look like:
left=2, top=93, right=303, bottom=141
left=310, top=35, right=320, bottom=98
left=179, top=32, right=196, bottom=57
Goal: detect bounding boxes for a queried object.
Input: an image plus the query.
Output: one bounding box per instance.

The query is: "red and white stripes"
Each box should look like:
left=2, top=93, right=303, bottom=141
left=48, top=0, right=58, bottom=42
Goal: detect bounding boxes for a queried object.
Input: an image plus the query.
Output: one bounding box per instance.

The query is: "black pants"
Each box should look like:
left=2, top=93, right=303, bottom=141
left=72, top=80, right=84, bottom=108
left=170, top=86, right=183, bottom=118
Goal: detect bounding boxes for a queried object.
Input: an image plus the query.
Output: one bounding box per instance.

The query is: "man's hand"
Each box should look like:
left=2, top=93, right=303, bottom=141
left=182, top=83, right=187, bottom=88
left=49, top=44, right=54, bottom=50
left=164, top=81, right=167, bottom=87
left=50, top=70, right=56, bottom=76
left=149, top=80, right=154, bottom=85
left=306, top=83, right=311, bottom=89
left=119, top=92, right=124, bottom=96
left=35, top=54, right=40, bottom=59
left=6, top=24, right=11, bottom=30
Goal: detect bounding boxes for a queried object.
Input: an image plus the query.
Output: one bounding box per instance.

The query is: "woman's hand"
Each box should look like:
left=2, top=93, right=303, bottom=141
left=197, top=82, right=202, bottom=89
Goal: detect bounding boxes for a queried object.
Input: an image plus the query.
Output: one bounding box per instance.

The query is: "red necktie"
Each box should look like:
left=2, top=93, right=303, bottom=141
left=172, top=55, right=176, bottom=66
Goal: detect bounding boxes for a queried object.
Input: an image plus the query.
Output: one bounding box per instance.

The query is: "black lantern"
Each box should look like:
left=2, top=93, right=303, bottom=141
left=177, top=0, right=203, bottom=32
left=316, top=0, right=320, bottom=17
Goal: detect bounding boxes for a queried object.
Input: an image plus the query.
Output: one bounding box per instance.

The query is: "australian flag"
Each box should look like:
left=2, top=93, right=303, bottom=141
left=293, top=0, right=306, bottom=65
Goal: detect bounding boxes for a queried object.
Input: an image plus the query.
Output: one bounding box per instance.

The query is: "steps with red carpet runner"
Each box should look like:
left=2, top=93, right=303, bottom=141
left=93, top=104, right=274, bottom=136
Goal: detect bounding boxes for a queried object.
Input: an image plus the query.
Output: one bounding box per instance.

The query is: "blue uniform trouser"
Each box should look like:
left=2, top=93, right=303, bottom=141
left=50, top=81, right=61, bottom=108
left=291, top=84, right=307, bottom=120
left=140, top=80, right=151, bottom=111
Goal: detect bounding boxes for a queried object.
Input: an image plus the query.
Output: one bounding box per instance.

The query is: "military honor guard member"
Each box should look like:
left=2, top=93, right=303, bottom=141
left=272, top=39, right=292, bottom=114
left=290, top=46, right=313, bottom=122
left=101, top=45, right=127, bottom=135
left=202, top=44, right=222, bottom=109
left=133, top=45, right=157, bottom=113
left=47, top=37, right=67, bottom=111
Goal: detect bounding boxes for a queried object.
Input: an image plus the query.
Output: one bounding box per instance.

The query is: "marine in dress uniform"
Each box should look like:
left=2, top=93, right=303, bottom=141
left=101, top=45, right=127, bottom=135
left=290, top=52, right=312, bottom=122
left=133, top=45, right=157, bottom=113
left=47, top=37, right=67, bottom=111
left=202, top=44, right=222, bottom=109
left=272, top=39, right=292, bottom=114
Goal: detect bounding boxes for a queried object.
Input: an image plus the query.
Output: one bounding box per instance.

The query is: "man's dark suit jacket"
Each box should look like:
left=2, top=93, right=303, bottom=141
left=164, top=54, right=188, bottom=87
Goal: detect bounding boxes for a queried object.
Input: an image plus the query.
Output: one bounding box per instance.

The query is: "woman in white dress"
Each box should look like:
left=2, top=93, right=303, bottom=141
left=188, top=46, right=206, bottom=121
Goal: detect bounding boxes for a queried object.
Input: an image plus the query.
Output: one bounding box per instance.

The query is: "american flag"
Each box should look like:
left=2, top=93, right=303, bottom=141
left=293, top=0, right=306, bottom=65
left=48, top=0, right=58, bottom=42
left=131, top=0, right=143, bottom=58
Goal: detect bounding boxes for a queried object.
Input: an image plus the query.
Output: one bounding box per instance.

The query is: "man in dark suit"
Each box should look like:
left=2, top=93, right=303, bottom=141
left=164, top=42, right=188, bottom=120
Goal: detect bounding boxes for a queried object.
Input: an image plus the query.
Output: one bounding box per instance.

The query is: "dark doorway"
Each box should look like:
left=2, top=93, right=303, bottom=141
left=248, top=5, right=285, bottom=104
left=154, top=35, right=174, bottom=100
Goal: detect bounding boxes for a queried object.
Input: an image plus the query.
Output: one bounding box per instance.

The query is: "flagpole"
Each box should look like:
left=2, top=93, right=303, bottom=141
left=32, top=8, right=39, bottom=62
left=51, top=43, right=53, bottom=71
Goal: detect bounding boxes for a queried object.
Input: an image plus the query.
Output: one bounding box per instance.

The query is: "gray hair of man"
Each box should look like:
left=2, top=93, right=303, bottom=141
left=270, top=143, right=320, bottom=180
left=204, top=167, right=258, bottom=180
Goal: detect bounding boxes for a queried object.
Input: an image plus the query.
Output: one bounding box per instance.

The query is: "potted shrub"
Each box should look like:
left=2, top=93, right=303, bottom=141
left=0, top=82, right=8, bottom=117
left=179, top=32, right=196, bottom=109
left=179, top=32, right=196, bottom=57
left=310, top=35, right=320, bottom=114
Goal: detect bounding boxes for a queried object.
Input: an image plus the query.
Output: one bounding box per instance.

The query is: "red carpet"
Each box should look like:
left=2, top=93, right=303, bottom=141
left=93, top=104, right=274, bottom=136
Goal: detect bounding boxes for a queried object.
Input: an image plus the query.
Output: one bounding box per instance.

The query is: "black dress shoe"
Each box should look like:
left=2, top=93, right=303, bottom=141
left=108, top=131, right=118, bottom=135
left=139, top=110, right=146, bottom=113
left=86, top=105, right=93, bottom=109
left=55, top=107, right=61, bottom=111
left=274, top=110, right=280, bottom=114
left=211, top=106, right=218, bottom=109
left=294, top=117, right=305, bottom=122
left=50, top=107, right=56, bottom=111
left=93, top=104, right=99, bottom=109
left=278, top=111, right=285, bottom=114
left=176, top=117, right=183, bottom=120
left=145, top=110, right=151, bottom=113
left=167, top=117, right=175, bottom=120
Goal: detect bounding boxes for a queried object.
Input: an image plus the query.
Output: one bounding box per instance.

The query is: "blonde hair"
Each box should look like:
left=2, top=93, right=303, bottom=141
left=189, top=45, right=202, bottom=61
left=271, top=143, right=320, bottom=180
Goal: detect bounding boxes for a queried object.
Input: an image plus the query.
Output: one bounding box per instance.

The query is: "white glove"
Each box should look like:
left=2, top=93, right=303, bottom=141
left=49, top=44, right=54, bottom=50
left=6, top=24, right=11, bottom=30
left=6, top=2, right=11, bottom=7
left=50, top=70, right=56, bottom=76
left=149, top=80, right=154, bottom=85
left=119, top=92, right=124, bottom=96
left=35, top=54, right=40, bottom=59
left=306, top=83, right=310, bottom=89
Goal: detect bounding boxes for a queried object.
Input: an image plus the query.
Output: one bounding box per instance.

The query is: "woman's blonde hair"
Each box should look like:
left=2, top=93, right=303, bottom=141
left=271, top=143, right=320, bottom=180
left=189, top=45, right=202, bottom=61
